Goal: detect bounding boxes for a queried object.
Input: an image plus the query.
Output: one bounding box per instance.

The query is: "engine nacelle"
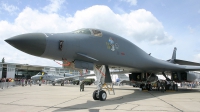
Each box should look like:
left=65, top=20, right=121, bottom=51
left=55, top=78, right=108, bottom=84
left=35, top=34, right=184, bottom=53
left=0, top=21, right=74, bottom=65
left=129, top=73, right=158, bottom=82
left=172, top=71, right=197, bottom=82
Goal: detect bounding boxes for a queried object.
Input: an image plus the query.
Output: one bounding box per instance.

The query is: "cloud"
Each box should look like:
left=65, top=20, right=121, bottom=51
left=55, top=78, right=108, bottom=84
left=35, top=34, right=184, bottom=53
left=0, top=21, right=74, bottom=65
left=43, top=0, right=65, bottom=13
left=0, top=5, right=174, bottom=66
left=67, top=6, right=174, bottom=44
left=120, top=0, right=137, bottom=6
left=0, top=3, right=19, bottom=14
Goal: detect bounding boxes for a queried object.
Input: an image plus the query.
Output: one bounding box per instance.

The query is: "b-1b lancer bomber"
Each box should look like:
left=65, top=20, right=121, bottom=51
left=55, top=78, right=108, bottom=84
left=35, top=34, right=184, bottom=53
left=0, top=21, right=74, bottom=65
left=5, top=28, right=200, bottom=101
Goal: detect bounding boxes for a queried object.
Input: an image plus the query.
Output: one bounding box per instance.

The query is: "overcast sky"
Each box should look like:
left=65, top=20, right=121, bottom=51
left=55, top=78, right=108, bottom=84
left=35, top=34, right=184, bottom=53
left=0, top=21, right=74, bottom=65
left=1, top=0, right=200, bottom=67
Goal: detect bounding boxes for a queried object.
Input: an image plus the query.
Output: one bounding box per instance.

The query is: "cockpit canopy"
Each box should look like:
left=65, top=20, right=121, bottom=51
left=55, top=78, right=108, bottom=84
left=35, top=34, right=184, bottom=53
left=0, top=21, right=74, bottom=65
left=36, top=72, right=47, bottom=76
left=72, top=28, right=102, bottom=37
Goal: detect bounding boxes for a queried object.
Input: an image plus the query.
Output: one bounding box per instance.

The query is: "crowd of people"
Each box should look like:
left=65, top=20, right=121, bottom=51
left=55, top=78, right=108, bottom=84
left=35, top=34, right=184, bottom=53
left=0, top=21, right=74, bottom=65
left=0, top=78, right=33, bottom=89
left=153, top=80, right=200, bottom=92
left=181, top=81, right=199, bottom=88
left=0, top=78, right=14, bottom=82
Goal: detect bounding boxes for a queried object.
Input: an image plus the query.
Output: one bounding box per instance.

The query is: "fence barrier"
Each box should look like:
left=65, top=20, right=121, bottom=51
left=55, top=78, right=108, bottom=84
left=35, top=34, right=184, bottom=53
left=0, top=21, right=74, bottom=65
left=0, top=81, right=21, bottom=89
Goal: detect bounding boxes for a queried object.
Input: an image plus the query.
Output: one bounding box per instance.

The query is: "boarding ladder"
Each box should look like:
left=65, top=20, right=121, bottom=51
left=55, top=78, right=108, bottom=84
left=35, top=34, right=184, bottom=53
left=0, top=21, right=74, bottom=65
left=102, top=83, right=115, bottom=95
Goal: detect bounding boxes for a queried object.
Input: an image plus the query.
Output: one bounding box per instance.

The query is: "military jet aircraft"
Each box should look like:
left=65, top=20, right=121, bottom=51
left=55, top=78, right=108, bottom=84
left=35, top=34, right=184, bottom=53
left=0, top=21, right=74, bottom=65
left=5, top=28, right=200, bottom=101
left=31, top=72, right=74, bottom=86
left=31, top=72, right=95, bottom=86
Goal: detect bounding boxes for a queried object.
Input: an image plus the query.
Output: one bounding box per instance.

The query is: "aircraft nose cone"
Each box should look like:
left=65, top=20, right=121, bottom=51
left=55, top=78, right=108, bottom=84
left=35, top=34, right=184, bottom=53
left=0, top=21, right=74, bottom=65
left=5, top=33, right=46, bottom=56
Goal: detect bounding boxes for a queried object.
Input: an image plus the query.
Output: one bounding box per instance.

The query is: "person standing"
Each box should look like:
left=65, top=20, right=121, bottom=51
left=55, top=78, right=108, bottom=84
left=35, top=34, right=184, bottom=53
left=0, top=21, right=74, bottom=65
left=39, top=80, right=41, bottom=86
left=21, top=79, right=24, bottom=87
left=29, top=79, right=32, bottom=86
left=80, top=81, right=84, bottom=92
left=161, top=80, right=165, bottom=93
left=164, top=80, right=167, bottom=91
left=25, top=79, right=27, bottom=86
left=2, top=57, right=5, bottom=63
left=157, top=80, right=160, bottom=91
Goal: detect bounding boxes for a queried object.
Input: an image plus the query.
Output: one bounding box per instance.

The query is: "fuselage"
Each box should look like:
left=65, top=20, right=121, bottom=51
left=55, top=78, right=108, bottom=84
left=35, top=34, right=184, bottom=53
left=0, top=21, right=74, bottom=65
left=31, top=73, right=64, bottom=81
left=40, top=28, right=186, bottom=72
left=5, top=28, right=200, bottom=73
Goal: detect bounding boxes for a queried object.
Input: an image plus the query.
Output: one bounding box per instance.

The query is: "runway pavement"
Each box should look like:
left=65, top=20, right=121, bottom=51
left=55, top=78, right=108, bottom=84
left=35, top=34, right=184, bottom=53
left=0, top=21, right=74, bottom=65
left=0, top=84, right=200, bottom=112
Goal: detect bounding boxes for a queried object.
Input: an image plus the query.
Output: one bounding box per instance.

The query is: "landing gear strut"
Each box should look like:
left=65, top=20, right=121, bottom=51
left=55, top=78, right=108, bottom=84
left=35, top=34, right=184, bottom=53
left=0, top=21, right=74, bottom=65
left=61, top=81, right=64, bottom=86
left=93, top=65, right=111, bottom=101
left=139, top=83, right=152, bottom=91
left=93, top=90, right=99, bottom=100
left=162, top=72, right=178, bottom=91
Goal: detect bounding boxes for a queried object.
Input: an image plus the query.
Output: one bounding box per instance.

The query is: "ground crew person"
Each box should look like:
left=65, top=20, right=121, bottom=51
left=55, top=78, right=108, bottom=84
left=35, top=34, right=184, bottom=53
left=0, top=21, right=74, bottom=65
left=80, top=81, right=84, bottom=92
left=39, top=80, right=41, bottom=86
left=157, top=80, right=160, bottom=91
left=164, top=80, right=167, bottom=91
left=29, top=79, right=32, bottom=86
left=161, top=80, right=165, bottom=92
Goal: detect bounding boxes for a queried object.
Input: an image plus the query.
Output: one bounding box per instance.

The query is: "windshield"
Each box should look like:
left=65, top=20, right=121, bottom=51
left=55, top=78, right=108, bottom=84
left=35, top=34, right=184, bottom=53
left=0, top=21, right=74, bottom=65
left=72, top=28, right=103, bottom=37
left=36, top=72, right=47, bottom=76
left=73, top=29, right=92, bottom=35
left=37, top=72, right=42, bottom=76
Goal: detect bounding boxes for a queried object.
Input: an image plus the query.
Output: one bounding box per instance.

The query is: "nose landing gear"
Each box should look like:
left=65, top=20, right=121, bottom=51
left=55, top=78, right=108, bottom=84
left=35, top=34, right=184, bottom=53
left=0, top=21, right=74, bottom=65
left=93, top=90, right=107, bottom=101
left=92, top=65, right=112, bottom=101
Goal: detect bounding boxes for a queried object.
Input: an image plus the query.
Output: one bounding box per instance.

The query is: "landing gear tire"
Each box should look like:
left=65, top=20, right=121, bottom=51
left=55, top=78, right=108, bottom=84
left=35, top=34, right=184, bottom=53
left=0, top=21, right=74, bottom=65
left=93, top=90, right=99, bottom=100
left=61, top=83, right=64, bottom=86
left=52, top=83, right=55, bottom=86
left=99, top=90, right=107, bottom=101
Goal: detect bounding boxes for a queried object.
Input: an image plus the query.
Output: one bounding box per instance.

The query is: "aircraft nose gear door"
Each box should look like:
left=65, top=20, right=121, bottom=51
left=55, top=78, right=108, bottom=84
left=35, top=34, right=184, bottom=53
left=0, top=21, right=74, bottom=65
left=93, top=65, right=114, bottom=101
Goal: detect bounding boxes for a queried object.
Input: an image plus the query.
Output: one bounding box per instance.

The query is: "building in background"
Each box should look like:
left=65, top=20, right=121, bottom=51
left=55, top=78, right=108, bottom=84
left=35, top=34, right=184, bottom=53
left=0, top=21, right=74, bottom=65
left=0, top=62, right=85, bottom=79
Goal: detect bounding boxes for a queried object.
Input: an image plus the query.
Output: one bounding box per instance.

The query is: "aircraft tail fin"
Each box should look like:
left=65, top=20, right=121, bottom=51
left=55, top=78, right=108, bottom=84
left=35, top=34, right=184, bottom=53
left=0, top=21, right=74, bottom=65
left=167, top=47, right=200, bottom=66
left=169, top=47, right=177, bottom=63
left=172, top=47, right=177, bottom=60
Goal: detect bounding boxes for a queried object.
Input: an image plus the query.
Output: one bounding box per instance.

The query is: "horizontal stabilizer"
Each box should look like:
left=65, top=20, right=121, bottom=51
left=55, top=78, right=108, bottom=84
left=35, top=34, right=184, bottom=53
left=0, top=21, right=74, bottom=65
left=174, top=59, right=200, bottom=66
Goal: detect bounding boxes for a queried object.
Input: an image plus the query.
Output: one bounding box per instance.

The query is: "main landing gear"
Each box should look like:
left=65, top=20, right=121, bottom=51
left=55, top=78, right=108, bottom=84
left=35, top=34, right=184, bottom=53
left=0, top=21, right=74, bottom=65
left=162, top=72, right=178, bottom=91
left=61, top=81, right=64, bottom=86
left=139, top=83, right=152, bottom=91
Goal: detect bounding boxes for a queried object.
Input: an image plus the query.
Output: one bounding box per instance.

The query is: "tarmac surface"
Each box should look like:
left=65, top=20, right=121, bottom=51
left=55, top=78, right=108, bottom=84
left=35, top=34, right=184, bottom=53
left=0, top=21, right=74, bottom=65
left=0, top=84, right=200, bottom=112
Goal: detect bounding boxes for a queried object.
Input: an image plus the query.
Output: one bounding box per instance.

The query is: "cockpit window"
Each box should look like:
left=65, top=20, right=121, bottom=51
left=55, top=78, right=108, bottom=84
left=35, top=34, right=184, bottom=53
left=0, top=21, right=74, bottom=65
left=37, top=72, right=42, bottom=76
left=91, top=29, right=102, bottom=37
left=72, top=28, right=103, bottom=37
left=73, top=29, right=92, bottom=35
left=37, top=72, right=47, bottom=76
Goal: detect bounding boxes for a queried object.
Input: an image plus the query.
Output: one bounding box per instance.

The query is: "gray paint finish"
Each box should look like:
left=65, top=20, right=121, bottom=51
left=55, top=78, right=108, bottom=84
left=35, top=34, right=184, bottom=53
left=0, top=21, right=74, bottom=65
left=5, top=28, right=200, bottom=73
left=5, top=33, right=46, bottom=56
